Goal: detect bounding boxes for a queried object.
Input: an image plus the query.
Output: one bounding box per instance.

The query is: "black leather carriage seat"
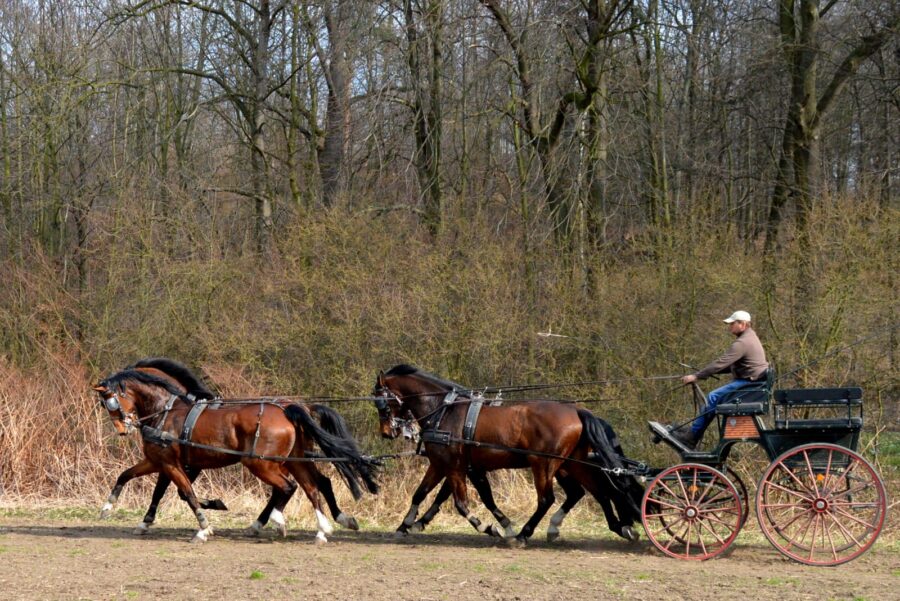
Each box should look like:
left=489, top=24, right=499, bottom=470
left=773, top=387, right=863, bottom=430
left=715, top=367, right=775, bottom=416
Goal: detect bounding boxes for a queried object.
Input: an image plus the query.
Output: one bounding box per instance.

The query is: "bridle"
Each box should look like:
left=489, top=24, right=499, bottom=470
left=373, top=383, right=419, bottom=441
left=98, top=389, right=139, bottom=434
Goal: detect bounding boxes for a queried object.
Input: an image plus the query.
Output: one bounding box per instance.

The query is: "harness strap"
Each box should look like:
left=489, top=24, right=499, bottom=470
left=180, top=400, right=213, bottom=469
left=462, top=397, right=483, bottom=441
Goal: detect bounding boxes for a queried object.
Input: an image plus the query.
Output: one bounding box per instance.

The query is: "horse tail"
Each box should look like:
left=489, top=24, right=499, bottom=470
left=309, top=403, right=356, bottom=441
left=284, top=404, right=379, bottom=499
left=577, top=409, right=622, bottom=469
left=577, top=409, right=644, bottom=517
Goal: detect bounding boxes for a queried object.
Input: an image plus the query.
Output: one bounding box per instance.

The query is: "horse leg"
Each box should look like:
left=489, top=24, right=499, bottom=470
left=447, top=471, right=494, bottom=535
left=134, top=473, right=172, bottom=535
left=546, top=472, right=586, bottom=542
left=603, top=472, right=643, bottom=542
left=316, top=467, right=359, bottom=530
left=567, top=465, right=640, bottom=542
left=247, top=486, right=283, bottom=536
left=245, top=461, right=298, bottom=538
left=100, top=459, right=158, bottom=519
left=468, top=469, right=515, bottom=538
left=397, top=463, right=444, bottom=536
left=286, top=463, right=332, bottom=543
left=513, top=462, right=557, bottom=546
left=161, top=463, right=213, bottom=543
left=410, top=478, right=452, bottom=533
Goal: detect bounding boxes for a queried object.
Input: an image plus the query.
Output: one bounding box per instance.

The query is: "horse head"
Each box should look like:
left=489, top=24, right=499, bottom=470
left=372, top=365, right=464, bottom=439
left=93, top=377, right=140, bottom=436
left=94, top=369, right=185, bottom=435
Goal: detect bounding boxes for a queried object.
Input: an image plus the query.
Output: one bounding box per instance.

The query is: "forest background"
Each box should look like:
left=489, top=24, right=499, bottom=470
left=0, top=0, right=897, bottom=528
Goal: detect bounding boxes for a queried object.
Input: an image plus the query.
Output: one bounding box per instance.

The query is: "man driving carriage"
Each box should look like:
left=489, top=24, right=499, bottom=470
left=653, top=310, right=769, bottom=449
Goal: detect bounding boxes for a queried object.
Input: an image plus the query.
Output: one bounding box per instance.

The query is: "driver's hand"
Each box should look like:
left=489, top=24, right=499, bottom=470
left=681, top=374, right=698, bottom=384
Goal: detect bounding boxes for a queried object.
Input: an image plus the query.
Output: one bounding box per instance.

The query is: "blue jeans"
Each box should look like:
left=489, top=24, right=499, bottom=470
left=690, top=379, right=752, bottom=437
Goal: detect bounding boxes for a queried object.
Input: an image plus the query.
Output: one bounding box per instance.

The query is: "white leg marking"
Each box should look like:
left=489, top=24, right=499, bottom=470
left=248, top=520, right=263, bottom=536
left=547, top=507, right=567, bottom=541
left=133, top=521, right=151, bottom=535
left=315, top=530, right=328, bottom=543
left=192, top=526, right=213, bottom=543
left=316, top=509, right=334, bottom=535
left=270, top=509, right=287, bottom=537
left=100, top=502, right=114, bottom=519
left=402, top=504, right=419, bottom=527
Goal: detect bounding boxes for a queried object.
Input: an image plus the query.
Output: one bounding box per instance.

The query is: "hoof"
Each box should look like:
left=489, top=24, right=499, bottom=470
left=620, top=525, right=640, bottom=542
left=546, top=530, right=560, bottom=543
left=247, top=521, right=263, bottom=537
left=486, top=525, right=502, bottom=538
left=133, top=523, right=151, bottom=536
left=409, top=521, right=425, bottom=533
left=100, top=508, right=112, bottom=520
left=315, top=531, right=328, bottom=544
left=506, top=537, right=527, bottom=549
left=191, top=529, right=211, bottom=544
left=336, top=513, right=359, bottom=531
left=394, top=528, right=409, bottom=538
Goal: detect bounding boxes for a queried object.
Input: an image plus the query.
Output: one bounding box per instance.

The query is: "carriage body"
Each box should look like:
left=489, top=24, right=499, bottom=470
left=642, top=379, right=887, bottom=565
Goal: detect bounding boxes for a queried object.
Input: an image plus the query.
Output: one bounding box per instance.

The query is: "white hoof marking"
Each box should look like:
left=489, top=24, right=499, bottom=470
left=315, top=509, right=334, bottom=535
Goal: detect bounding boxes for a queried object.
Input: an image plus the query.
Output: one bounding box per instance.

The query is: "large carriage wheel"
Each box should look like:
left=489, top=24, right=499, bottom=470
left=756, top=443, right=887, bottom=566
left=723, top=465, right=751, bottom=530
left=642, top=464, right=743, bottom=560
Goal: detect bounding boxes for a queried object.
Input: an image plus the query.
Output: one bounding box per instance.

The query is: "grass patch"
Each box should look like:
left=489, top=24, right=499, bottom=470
left=249, top=570, right=265, bottom=580
left=764, top=577, right=799, bottom=586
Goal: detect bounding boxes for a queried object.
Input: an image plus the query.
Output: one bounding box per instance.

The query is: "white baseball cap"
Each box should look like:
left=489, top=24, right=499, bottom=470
left=723, top=310, right=752, bottom=323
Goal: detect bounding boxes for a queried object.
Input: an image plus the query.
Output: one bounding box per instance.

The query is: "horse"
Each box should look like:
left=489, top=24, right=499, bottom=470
left=373, top=364, right=643, bottom=545
left=99, top=358, right=361, bottom=535
left=94, top=369, right=378, bottom=542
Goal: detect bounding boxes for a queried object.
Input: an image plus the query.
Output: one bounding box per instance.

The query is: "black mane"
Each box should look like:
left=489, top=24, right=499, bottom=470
left=128, top=357, right=217, bottom=400
left=384, top=364, right=467, bottom=392
left=101, top=369, right=186, bottom=397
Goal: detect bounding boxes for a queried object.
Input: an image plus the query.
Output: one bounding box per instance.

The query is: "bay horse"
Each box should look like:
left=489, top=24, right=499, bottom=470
left=373, top=365, right=643, bottom=545
left=100, top=358, right=361, bottom=534
left=94, top=369, right=378, bottom=542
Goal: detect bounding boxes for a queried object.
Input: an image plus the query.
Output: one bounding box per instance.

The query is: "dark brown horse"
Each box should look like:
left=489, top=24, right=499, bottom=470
left=95, top=369, right=378, bottom=542
left=373, top=365, right=643, bottom=544
left=99, top=358, right=361, bottom=534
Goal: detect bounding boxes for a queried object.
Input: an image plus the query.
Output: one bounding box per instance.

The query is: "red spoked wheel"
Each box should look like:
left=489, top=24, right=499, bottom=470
left=642, top=464, right=743, bottom=560
left=756, top=443, right=887, bottom=566
left=723, top=465, right=751, bottom=531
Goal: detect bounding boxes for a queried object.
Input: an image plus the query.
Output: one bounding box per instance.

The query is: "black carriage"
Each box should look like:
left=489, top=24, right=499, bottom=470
left=645, top=370, right=887, bottom=565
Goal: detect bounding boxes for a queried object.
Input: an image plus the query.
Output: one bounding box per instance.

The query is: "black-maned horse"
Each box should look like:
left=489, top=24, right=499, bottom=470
left=373, top=364, right=644, bottom=545
left=99, top=358, right=362, bottom=535
left=95, top=368, right=378, bottom=542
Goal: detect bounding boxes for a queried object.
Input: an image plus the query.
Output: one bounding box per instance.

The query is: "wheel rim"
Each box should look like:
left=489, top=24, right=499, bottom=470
left=756, top=443, right=887, bottom=566
left=642, top=464, right=743, bottom=560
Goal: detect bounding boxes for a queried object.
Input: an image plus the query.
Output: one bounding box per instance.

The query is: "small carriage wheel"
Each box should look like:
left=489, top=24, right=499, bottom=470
left=653, top=466, right=749, bottom=544
left=756, top=443, right=887, bottom=566
left=641, top=463, right=743, bottom=561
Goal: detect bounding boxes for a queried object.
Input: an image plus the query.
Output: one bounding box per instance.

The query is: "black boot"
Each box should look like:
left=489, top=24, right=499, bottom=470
left=668, top=425, right=699, bottom=450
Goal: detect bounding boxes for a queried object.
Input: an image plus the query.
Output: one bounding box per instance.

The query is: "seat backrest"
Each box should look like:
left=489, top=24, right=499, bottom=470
left=715, top=367, right=774, bottom=415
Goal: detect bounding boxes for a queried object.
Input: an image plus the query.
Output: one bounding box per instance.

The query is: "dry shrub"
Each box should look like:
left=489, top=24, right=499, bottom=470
left=0, top=191, right=896, bottom=525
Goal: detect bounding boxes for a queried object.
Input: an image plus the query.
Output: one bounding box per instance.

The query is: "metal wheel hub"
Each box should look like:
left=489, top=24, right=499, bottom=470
left=683, top=505, right=699, bottom=520
left=812, top=497, right=829, bottom=513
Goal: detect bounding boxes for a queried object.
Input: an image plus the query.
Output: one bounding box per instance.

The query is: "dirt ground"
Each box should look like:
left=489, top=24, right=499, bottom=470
left=0, top=511, right=897, bottom=601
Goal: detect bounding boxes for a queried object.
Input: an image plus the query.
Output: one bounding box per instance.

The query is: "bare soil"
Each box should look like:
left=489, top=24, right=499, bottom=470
left=0, top=512, right=897, bottom=601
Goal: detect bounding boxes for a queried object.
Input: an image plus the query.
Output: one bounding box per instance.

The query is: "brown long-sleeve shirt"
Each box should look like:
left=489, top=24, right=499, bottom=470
left=695, top=327, right=768, bottom=381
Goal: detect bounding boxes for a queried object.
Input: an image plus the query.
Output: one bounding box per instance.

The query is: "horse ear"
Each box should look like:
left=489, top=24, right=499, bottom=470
left=377, top=370, right=385, bottom=386
left=92, top=384, right=107, bottom=392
